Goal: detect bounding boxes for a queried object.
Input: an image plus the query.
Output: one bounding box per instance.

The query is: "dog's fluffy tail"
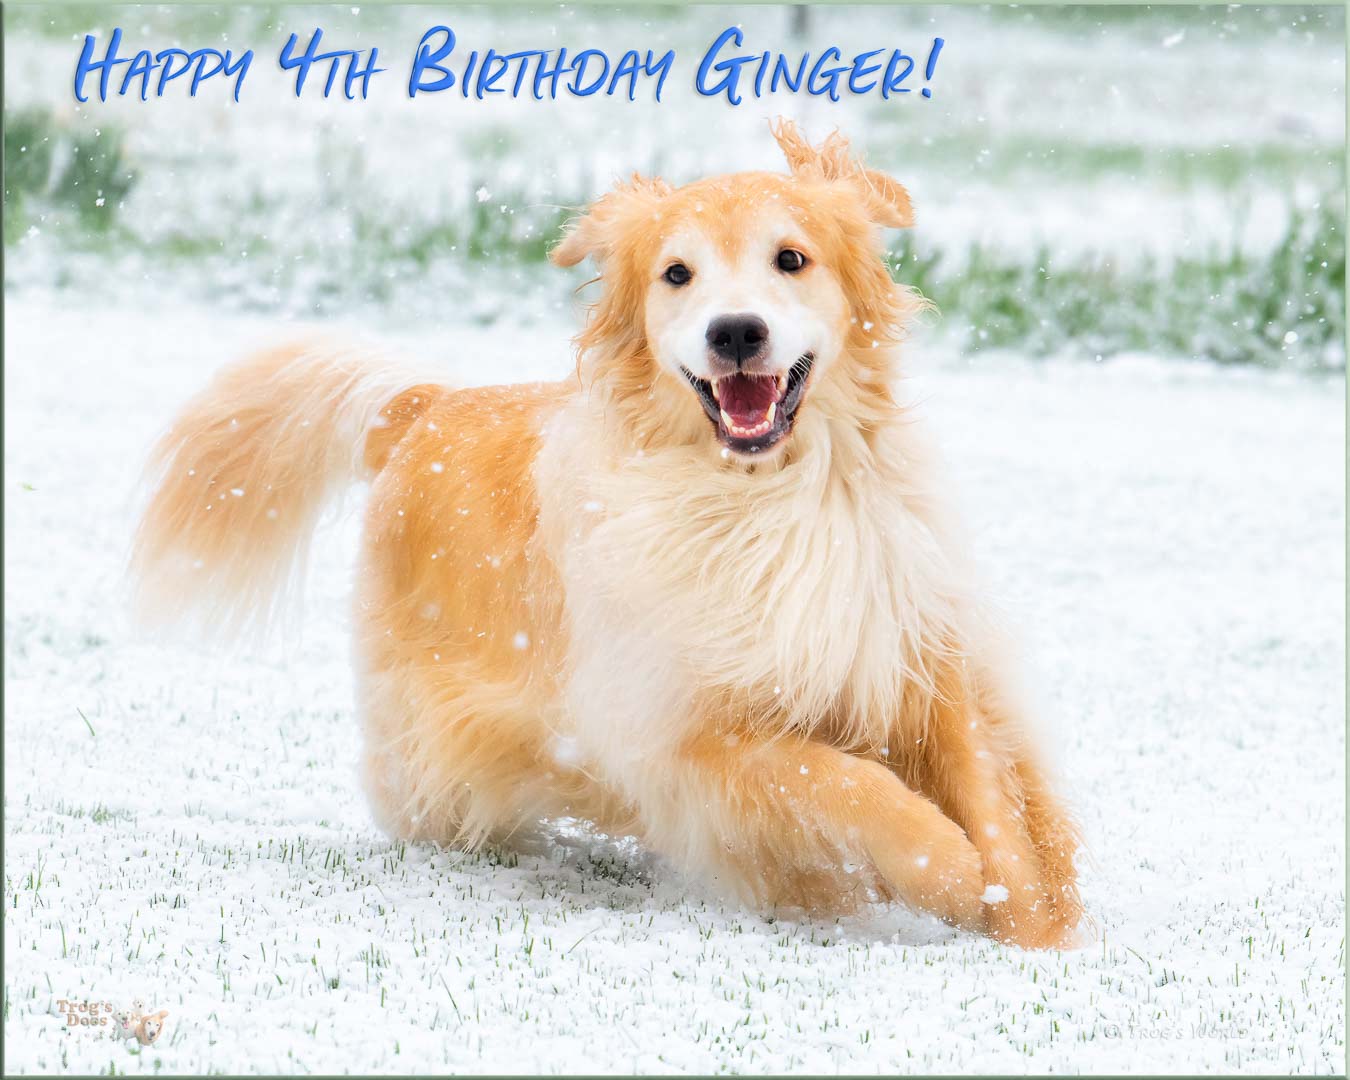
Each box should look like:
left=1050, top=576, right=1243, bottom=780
left=130, top=341, right=438, bottom=642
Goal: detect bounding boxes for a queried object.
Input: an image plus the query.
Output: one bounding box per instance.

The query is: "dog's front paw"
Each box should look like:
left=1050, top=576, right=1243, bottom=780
left=980, top=852, right=1083, bottom=949
left=865, top=810, right=988, bottom=935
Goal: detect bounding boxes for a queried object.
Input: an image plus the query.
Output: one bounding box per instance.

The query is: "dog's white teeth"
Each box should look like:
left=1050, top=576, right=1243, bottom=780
left=777, top=374, right=788, bottom=395
left=710, top=379, right=721, bottom=402
left=721, top=409, right=775, bottom=438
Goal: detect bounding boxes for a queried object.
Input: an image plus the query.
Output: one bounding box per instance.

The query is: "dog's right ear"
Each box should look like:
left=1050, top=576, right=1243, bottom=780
left=550, top=174, right=671, bottom=268
left=549, top=212, right=603, bottom=268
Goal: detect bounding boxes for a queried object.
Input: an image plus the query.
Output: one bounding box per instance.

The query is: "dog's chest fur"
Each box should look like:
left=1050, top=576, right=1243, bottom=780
left=534, top=394, right=974, bottom=772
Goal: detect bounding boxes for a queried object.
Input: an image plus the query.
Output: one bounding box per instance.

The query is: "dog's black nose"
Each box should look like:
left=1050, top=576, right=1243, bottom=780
left=706, top=314, right=769, bottom=366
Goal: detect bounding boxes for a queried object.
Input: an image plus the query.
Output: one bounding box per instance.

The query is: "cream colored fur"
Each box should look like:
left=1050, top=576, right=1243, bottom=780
left=130, top=342, right=425, bottom=641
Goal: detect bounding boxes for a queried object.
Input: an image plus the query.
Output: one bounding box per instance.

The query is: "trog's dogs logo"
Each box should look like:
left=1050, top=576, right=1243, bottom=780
left=57, top=998, right=170, bottom=1045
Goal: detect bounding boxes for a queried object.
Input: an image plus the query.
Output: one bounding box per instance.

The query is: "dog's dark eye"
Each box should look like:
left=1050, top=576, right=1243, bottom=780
left=663, top=263, right=692, bottom=287
left=776, top=249, right=808, bottom=273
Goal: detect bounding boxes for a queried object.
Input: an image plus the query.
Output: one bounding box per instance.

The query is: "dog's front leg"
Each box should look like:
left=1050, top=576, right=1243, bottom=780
left=909, top=675, right=1083, bottom=949
left=636, top=730, right=989, bottom=929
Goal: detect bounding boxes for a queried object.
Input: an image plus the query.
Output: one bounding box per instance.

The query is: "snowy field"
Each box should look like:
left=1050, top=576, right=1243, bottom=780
left=3, top=294, right=1344, bottom=1074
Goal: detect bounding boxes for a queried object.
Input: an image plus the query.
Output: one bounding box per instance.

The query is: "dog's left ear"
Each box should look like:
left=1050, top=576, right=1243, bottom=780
left=770, top=118, right=914, bottom=229
left=550, top=174, right=672, bottom=268
left=850, top=166, right=914, bottom=229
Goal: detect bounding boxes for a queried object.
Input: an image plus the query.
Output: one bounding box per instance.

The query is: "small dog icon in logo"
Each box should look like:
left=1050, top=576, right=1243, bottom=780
left=110, top=999, right=170, bottom=1045
left=136, top=1010, right=169, bottom=1045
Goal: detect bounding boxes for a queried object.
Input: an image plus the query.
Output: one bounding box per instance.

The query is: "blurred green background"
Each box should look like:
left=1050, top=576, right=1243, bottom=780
left=4, top=4, right=1345, bottom=369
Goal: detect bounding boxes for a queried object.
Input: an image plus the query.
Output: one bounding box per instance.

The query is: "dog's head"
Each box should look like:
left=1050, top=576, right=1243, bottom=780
left=552, top=119, right=920, bottom=461
left=137, top=1011, right=168, bottom=1045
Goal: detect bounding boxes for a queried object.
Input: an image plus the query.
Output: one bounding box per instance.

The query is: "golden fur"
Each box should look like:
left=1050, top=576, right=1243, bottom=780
left=132, top=121, right=1082, bottom=948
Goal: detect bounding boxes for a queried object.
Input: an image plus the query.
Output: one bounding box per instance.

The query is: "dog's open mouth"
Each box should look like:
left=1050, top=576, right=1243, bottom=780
left=680, top=354, right=815, bottom=454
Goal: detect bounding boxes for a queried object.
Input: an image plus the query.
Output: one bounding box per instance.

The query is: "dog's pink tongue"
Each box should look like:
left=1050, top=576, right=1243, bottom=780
left=720, top=374, right=779, bottom=425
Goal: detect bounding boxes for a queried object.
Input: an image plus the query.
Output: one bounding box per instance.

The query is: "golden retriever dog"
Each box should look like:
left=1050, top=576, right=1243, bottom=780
left=132, top=120, right=1082, bottom=948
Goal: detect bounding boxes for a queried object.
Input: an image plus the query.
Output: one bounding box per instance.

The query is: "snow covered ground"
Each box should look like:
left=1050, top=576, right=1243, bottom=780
left=3, top=295, right=1344, bottom=1074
